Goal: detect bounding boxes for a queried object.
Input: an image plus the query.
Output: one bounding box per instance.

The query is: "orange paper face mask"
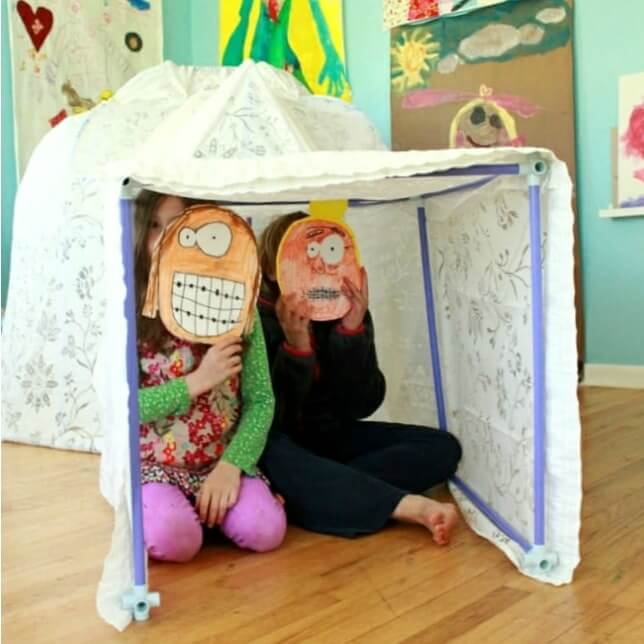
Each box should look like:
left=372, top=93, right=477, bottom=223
left=277, top=202, right=361, bottom=321
left=143, top=205, right=260, bottom=343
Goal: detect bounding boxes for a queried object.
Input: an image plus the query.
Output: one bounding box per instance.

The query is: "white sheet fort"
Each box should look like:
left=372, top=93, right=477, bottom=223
left=1, top=61, right=581, bottom=631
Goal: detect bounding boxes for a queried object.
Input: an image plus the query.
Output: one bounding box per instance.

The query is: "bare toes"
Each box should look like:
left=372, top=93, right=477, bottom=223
left=425, top=503, right=459, bottom=545
left=428, top=511, right=446, bottom=529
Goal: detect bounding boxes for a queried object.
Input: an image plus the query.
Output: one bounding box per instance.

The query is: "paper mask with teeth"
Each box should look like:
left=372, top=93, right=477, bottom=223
left=277, top=200, right=361, bottom=321
left=142, top=205, right=260, bottom=343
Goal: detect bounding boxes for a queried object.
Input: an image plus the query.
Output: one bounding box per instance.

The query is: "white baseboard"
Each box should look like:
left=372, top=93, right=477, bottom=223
left=581, top=364, right=644, bottom=389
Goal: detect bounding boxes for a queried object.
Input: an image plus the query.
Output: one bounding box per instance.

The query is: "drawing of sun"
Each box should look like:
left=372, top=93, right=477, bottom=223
left=391, top=28, right=440, bottom=95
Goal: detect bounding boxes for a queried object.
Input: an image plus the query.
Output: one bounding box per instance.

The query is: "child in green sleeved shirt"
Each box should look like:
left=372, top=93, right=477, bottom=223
left=134, top=190, right=285, bottom=562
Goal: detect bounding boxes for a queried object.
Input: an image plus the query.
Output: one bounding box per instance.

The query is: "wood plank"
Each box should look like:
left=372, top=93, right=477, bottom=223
left=400, top=586, right=529, bottom=644
left=551, top=605, right=643, bottom=644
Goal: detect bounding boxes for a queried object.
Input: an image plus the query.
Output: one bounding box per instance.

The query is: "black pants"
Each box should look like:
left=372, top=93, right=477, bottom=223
left=259, top=421, right=462, bottom=538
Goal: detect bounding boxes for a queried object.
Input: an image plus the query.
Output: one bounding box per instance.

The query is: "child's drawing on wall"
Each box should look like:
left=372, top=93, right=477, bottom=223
left=402, top=83, right=540, bottom=148
left=618, top=72, right=644, bottom=209
left=219, top=0, right=351, bottom=101
left=384, top=0, right=513, bottom=30
left=8, top=0, right=162, bottom=176
left=449, top=93, right=522, bottom=148
left=390, top=0, right=575, bottom=175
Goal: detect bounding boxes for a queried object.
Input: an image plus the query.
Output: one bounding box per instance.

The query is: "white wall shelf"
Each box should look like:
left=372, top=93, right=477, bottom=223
left=599, top=206, right=644, bottom=218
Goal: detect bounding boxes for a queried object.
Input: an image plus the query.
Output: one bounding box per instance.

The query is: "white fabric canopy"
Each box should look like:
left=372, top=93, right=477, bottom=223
left=1, top=61, right=581, bottom=631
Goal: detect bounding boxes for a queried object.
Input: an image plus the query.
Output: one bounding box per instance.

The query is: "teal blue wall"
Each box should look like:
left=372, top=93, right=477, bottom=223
left=573, top=0, right=644, bottom=365
left=2, top=1, right=642, bottom=366
left=2, top=0, right=17, bottom=311
left=190, top=0, right=219, bottom=65
left=162, top=0, right=192, bottom=64
left=343, top=1, right=391, bottom=147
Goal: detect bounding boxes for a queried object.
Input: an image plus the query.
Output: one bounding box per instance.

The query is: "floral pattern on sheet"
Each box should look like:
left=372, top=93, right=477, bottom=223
left=193, top=76, right=384, bottom=160
left=194, top=78, right=300, bottom=159
left=3, top=174, right=108, bottom=452
left=1, top=66, right=227, bottom=453
left=354, top=175, right=544, bottom=542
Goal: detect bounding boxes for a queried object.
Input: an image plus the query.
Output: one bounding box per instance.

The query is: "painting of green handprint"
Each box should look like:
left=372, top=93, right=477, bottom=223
left=220, top=0, right=352, bottom=101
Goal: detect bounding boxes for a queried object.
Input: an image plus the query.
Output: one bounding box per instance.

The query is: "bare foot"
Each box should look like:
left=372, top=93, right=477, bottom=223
left=392, top=494, right=459, bottom=546
left=422, top=501, right=459, bottom=545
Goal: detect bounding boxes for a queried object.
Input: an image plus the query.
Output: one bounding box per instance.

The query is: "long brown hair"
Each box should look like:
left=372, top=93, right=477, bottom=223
left=257, top=212, right=307, bottom=300
left=133, top=190, right=208, bottom=350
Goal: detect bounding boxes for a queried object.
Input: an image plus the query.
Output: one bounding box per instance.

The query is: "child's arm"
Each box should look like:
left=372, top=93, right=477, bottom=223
left=328, top=272, right=386, bottom=418
left=259, top=300, right=317, bottom=429
left=271, top=340, right=317, bottom=409
left=138, top=338, right=243, bottom=424
left=138, top=379, right=191, bottom=424
left=220, top=311, right=275, bottom=475
left=328, top=311, right=386, bottom=418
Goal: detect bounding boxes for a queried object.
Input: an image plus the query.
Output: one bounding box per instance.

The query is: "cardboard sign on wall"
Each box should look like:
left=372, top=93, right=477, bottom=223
left=390, top=0, right=576, bottom=183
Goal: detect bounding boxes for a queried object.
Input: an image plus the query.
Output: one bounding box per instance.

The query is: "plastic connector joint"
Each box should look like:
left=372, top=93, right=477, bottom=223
left=122, top=584, right=161, bottom=621
left=522, top=546, right=559, bottom=574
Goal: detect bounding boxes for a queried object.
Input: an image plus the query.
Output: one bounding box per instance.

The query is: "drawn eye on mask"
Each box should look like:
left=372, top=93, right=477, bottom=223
left=277, top=200, right=362, bottom=321
left=143, top=205, right=260, bottom=342
left=178, top=222, right=233, bottom=257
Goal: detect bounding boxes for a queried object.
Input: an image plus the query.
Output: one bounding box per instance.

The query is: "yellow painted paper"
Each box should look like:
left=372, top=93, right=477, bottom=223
left=219, top=0, right=351, bottom=102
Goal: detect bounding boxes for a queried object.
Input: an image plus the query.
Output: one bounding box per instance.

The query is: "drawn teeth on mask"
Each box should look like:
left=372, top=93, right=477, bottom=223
left=172, top=271, right=246, bottom=336
left=307, top=287, right=341, bottom=301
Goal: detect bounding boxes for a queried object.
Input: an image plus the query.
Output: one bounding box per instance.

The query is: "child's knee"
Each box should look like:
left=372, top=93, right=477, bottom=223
left=221, top=476, right=287, bottom=553
left=447, top=433, right=463, bottom=473
left=142, top=483, right=203, bottom=562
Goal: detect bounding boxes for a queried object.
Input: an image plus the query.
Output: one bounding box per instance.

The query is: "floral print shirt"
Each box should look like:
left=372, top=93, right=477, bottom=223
left=137, top=313, right=274, bottom=477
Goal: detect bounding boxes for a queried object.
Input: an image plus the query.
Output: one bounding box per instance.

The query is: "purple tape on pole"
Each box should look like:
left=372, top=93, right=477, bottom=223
left=120, top=198, right=147, bottom=587
left=350, top=176, right=495, bottom=208
left=417, top=206, right=447, bottom=431
left=212, top=175, right=504, bottom=210
left=410, top=163, right=521, bottom=178
left=528, top=183, right=546, bottom=547
left=452, top=475, right=531, bottom=552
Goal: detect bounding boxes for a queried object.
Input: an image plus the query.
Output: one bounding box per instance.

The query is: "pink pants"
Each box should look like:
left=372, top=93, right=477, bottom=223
left=142, top=476, right=287, bottom=562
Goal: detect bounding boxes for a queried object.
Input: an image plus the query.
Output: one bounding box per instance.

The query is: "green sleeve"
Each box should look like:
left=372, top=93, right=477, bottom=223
left=221, top=310, right=275, bottom=475
left=138, top=378, right=191, bottom=424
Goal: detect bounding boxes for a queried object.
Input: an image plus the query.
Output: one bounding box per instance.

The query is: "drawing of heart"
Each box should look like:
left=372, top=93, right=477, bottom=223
left=16, top=1, right=54, bottom=52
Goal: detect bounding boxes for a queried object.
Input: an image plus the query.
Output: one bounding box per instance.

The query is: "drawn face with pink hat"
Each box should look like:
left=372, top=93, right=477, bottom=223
left=403, top=84, right=538, bottom=148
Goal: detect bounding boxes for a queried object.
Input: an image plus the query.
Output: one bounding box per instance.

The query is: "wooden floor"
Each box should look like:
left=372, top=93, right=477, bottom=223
left=2, top=386, right=644, bottom=643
